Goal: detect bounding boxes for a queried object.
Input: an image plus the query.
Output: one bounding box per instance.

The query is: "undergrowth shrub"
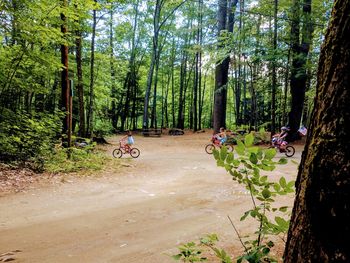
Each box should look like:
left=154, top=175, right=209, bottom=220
left=0, top=109, right=61, bottom=163
left=44, top=146, right=108, bottom=173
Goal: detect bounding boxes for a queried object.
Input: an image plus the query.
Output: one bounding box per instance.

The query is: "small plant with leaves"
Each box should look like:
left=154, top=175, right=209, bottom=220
left=173, top=133, right=295, bottom=263
left=212, top=132, right=294, bottom=262
left=172, top=234, right=233, bottom=263
left=172, top=241, right=207, bottom=262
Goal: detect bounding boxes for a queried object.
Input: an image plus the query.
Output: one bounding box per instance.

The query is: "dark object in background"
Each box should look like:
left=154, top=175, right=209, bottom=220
left=168, top=128, right=184, bottom=136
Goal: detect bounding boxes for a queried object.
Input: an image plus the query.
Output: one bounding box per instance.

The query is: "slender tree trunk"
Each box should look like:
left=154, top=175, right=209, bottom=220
left=177, top=29, right=190, bottom=129
left=284, top=1, right=350, bottom=260
left=60, top=0, right=71, bottom=147
left=109, top=7, right=118, bottom=130
left=87, top=0, right=97, bottom=137
left=143, top=1, right=160, bottom=130
left=151, top=55, right=160, bottom=128
left=171, top=38, right=176, bottom=127
left=301, top=63, right=312, bottom=126
left=76, top=21, right=85, bottom=137
left=283, top=47, right=291, bottom=125
left=271, top=0, right=278, bottom=135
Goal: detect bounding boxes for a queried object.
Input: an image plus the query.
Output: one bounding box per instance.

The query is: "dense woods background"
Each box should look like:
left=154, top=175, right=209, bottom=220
left=0, top=0, right=332, bottom=159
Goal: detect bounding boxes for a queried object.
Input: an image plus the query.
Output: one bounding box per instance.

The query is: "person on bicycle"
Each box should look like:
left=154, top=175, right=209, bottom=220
left=214, top=127, right=227, bottom=146
left=120, top=130, right=134, bottom=152
left=272, top=126, right=289, bottom=151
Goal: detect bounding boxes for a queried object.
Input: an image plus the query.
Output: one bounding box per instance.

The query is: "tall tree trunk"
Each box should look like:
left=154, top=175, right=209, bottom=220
left=76, top=21, right=85, bottom=137
left=271, top=0, right=278, bottom=135
left=213, top=0, right=238, bottom=132
left=87, top=0, right=97, bottom=137
left=284, top=1, right=350, bottom=261
left=171, top=38, right=176, bottom=127
left=109, top=7, right=118, bottom=130
left=143, top=1, right=160, bottom=130
left=283, top=47, right=291, bottom=125
left=301, top=54, right=313, bottom=127
left=60, top=0, right=71, bottom=147
left=177, top=29, right=190, bottom=129
left=288, top=0, right=313, bottom=141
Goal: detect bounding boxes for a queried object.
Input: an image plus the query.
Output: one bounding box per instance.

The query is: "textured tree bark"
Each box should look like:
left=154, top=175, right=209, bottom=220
left=60, top=0, right=70, bottom=147
left=284, top=0, right=350, bottom=261
left=86, top=0, right=97, bottom=137
left=76, top=26, right=85, bottom=138
left=271, top=0, right=278, bottom=135
left=213, top=0, right=238, bottom=133
left=288, top=0, right=313, bottom=141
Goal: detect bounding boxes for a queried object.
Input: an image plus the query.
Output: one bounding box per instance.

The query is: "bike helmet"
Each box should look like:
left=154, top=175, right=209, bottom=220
left=281, top=126, right=290, bottom=131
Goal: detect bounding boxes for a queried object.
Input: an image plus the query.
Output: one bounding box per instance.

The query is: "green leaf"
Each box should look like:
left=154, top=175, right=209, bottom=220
left=235, top=140, right=245, bottom=155
left=213, top=149, right=220, bottom=160
left=244, top=133, right=254, bottom=147
left=253, top=168, right=260, bottom=177
left=233, top=170, right=243, bottom=180
left=264, top=148, right=276, bottom=160
left=279, top=206, right=288, bottom=212
left=172, top=254, right=182, bottom=260
left=275, top=216, right=289, bottom=228
left=260, top=175, right=268, bottom=182
left=278, top=158, right=288, bottom=164
left=261, top=164, right=275, bottom=171
left=262, top=247, right=270, bottom=255
left=240, top=210, right=250, bottom=221
left=273, top=183, right=281, bottom=191
left=279, top=177, right=287, bottom=188
left=248, top=146, right=259, bottom=154
left=226, top=152, right=234, bottom=163
left=217, top=160, right=225, bottom=167
left=262, top=188, right=271, bottom=199
left=249, top=153, right=258, bottom=164
left=220, top=146, right=227, bottom=160
left=287, top=180, right=295, bottom=188
left=232, top=159, right=240, bottom=167
left=267, top=241, right=274, bottom=248
left=291, top=160, right=300, bottom=165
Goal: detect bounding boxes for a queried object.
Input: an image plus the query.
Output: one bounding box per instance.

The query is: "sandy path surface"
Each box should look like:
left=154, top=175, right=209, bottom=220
left=0, top=132, right=301, bottom=262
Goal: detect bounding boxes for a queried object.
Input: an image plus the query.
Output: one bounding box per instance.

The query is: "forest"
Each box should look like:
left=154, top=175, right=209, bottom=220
left=1, top=0, right=350, bottom=262
left=0, top=0, right=332, bottom=155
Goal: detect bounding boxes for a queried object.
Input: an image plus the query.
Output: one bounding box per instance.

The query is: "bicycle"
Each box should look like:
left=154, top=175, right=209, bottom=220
left=112, top=141, right=140, bottom=158
left=269, top=139, right=295, bottom=157
left=205, top=136, right=234, bottom=154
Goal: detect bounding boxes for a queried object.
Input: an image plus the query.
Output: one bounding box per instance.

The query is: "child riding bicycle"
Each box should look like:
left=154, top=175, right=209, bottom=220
left=272, top=126, right=289, bottom=151
left=211, top=127, right=227, bottom=146
left=120, top=130, right=134, bottom=152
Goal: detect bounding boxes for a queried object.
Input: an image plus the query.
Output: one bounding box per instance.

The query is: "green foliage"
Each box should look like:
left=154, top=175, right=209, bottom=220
left=173, top=234, right=233, bottom=263
left=174, top=134, right=295, bottom=263
left=172, top=242, right=207, bottom=262
left=44, top=146, right=107, bottom=173
left=212, top=133, right=295, bottom=262
left=94, top=118, right=114, bottom=136
left=0, top=109, right=62, bottom=163
left=237, top=242, right=277, bottom=263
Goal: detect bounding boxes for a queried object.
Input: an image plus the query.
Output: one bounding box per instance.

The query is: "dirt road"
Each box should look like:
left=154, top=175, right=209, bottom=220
left=0, top=132, right=301, bottom=262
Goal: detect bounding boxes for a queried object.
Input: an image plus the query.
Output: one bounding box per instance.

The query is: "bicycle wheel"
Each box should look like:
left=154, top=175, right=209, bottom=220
left=112, top=148, right=123, bottom=158
left=225, top=144, right=234, bottom=152
left=285, top=146, right=295, bottom=157
left=130, top=148, right=140, bottom=158
left=205, top=144, right=215, bottom=154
